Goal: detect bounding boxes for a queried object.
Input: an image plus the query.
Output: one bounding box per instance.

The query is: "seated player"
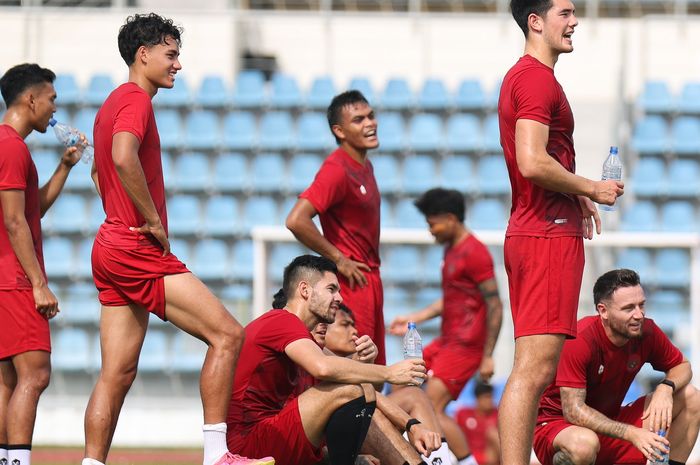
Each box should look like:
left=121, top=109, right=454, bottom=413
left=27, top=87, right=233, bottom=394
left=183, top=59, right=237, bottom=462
left=454, top=382, right=500, bottom=465
left=533, top=268, right=700, bottom=465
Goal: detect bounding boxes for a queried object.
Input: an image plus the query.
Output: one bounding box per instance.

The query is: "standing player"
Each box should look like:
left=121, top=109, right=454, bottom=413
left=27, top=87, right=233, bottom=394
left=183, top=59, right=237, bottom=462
left=82, top=14, right=270, bottom=465
left=533, top=269, right=700, bottom=465
left=497, top=1, right=624, bottom=464
left=0, top=63, right=84, bottom=465
left=286, top=90, right=387, bottom=364
left=389, top=187, right=503, bottom=465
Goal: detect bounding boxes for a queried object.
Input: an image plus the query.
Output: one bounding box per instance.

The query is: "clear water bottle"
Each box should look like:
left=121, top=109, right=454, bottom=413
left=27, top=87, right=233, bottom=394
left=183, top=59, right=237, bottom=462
left=599, top=146, right=622, bottom=212
left=651, top=430, right=669, bottom=465
left=49, top=118, right=94, bottom=164
left=403, top=321, right=424, bottom=385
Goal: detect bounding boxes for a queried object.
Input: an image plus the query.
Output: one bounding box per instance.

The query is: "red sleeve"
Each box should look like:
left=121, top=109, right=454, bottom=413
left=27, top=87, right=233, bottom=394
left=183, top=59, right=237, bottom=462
left=465, top=240, right=496, bottom=284
left=112, top=89, right=152, bottom=143
left=0, top=139, right=30, bottom=191
left=299, top=159, right=348, bottom=214
left=512, top=68, right=559, bottom=126
left=647, top=320, right=684, bottom=372
left=258, top=311, right=313, bottom=352
left=555, top=334, right=593, bottom=389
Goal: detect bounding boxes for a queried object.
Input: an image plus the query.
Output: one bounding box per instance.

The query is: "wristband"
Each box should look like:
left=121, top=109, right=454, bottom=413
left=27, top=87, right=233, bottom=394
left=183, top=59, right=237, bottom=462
left=405, top=418, right=421, bottom=434
left=659, top=379, right=675, bottom=393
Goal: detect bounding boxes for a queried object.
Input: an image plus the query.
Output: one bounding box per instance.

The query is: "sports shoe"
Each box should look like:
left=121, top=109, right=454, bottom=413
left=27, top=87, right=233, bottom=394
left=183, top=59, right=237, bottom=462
left=212, top=452, right=275, bottom=465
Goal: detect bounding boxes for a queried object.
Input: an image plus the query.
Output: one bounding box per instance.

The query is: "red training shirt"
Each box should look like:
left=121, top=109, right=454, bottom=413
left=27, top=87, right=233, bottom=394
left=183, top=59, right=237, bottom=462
left=0, top=125, right=44, bottom=289
left=93, top=82, right=168, bottom=250
left=498, top=54, right=582, bottom=238
left=538, top=316, right=684, bottom=423
left=455, top=406, right=499, bottom=465
left=300, top=147, right=381, bottom=268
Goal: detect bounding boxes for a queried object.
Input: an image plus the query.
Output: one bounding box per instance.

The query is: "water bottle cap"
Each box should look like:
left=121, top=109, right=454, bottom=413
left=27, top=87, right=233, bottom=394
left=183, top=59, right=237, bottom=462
left=49, top=118, right=57, bottom=127
left=610, top=146, right=618, bottom=155
left=407, top=321, right=416, bottom=330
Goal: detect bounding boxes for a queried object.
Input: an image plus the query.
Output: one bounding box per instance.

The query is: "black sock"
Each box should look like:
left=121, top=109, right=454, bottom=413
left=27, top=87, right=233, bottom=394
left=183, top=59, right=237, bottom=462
left=325, top=395, right=376, bottom=465
left=669, top=461, right=684, bottom=465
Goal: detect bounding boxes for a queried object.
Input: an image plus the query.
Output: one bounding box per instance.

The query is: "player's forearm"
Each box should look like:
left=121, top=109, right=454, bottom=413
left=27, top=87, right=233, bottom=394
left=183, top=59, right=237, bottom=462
left=519, top=152, right=595, bottom=198
left=483, top=297, right=503, bottom=357
left=4, top=216, right=47, bottom=287
left=39, top=163, right=71, bottom=216
left=314, top=356, right=388, bottom=384
left=561, top=388, right=629, bottom=440
left=286, top=214, right=345, bottom=264
left=114, top=154, right=160, bottom=225
left=663, top=360, right=692, bottom=392
left=412, top=300, right=443, bottom=322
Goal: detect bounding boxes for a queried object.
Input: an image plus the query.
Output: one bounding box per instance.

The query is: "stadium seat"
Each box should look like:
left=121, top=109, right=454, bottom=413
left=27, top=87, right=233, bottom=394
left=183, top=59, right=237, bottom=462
left=481, top=114, right=502, bottom=153
left=32, top=150, right=59, bottom=185
left=307, top=76, right=336, bottom=110
left=678, top=82, right=700, bottom=114
left=72, top=107, right=98, bottom=141
left=408, top=113, right=444, bottom=152
left=170, top=332, right=206, bottom=373
left=348, top=77, right=376, bottom=104
left=220, top=284, right=252, bottom=308
left=619, top=201, right=659, bottom=232
left=667, top=159, right=700, bottom=197
left=212, top=153, right=248, bottom=193
left=377, top=112, right=406, bottom=152
left=655, top=249, right=690, bottom=287
left=455, top=79, right=487, bottom=111
left=670, top=116, right=700, bottom=155
left=446, top=113, right=482, bottom=153
left=259, top=111, right=296, bottom=151
left=383, top=246, right=422, bottom=283
left=232, top=70, right=267, bottom=109
left=615, top=248, right=654, bottom=284
left=196, top=75, right=231, bottom=108
left=476, top=155, right=510, bottom=195
left=169, top=238, right=191, bottom=265
left=231, top=239, right=254, bottom=280
left=250, top=152, right=286, bottom=193
left=660, top=200, right=697, bottom=232
left=630, top=157, right=666, bottom=197
left=48, top=194, right=87, bottom=234
left=139, top=330, right=169, bottom=372
left=43, top=237, right=74, bottom=279
left=64, top=155, right=94, bottom=191
left=631, top=116, right=668, bottom=155
left=441, top=155, right=475, bottom=192
left=53, top=73, right=81, bottom=106
left=240, top=196, right=280, bottom=233
left=167, top=195, right=201, bottom=236
left=184, top=110, right=220, bottom=150
left=84, top=74, right=115, bottom=106
left=173, top=152, right=211, bottom=192
left=418, top=78, right=450, bottom=111
left=289, top=153, right=322, bottom=193
left=191, top=239, right=230, bottom=281
left=161, top=151, right=175, bottom=191
left=380, top=78, right=414, bottom=110
left=402, top=155, right=438, bottom=195
left=424, top=246, right=443, bottom=284
left=222, top=111, right=257, bottom=152
left=70, top=238, right=92, bottom=281
left=61, top=282, right=99, bottom=325
left=297, top=112, right=335, bottom=152
left=394, top=198, right=425, bottom=229
left=469, top=199, right=507, bottom=230
left=372, top=154, right=401, bottom=194
left=88, top=196, right=106, bottom=233
left=380, top=197, right=395, bottom=228
left=268, top=243, right=305, bottom=279
left=155, top=109, right=183, bottom=150
left=52, top=328, right=91, bottom=371
left=646, top=290, right=687, bottom=333
left=269, top=73, right=303, bottom=109
left=383, top=286, right=410, bottom=322
left=203, top=196, right=239, bottom=236
left=637, top=80, right=675, bottom=114
left=153, top=75, right=191, bottom=107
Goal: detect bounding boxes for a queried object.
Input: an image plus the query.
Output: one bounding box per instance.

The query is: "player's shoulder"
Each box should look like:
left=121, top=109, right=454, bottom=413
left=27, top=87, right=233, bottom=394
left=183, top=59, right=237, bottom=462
left=507, top=56, right=556, bottom=85
left=109, top=82, right=152, bottom=106
left=0, top=130, right=30, bottom=158
left=575, top=316, right=601, bottom=339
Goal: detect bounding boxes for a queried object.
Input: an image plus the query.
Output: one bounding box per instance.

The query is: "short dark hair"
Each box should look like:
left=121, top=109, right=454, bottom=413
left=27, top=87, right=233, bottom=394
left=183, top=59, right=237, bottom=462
left=0, top=63, right=55, bottom=107
left=327, top=90, right=369, bottom=144
left=510, top=0, right=553, bottom=37
left=338, top=303, right=355, bottom=322
left=593, top=269, right=641, bottom=306
left=118, top=13, right=183, bottom=66
left=282, top=255, right=338, bottom=302
left=474, top=381, right=494, bottom=397
left=414, top=188, right=466, bottom=223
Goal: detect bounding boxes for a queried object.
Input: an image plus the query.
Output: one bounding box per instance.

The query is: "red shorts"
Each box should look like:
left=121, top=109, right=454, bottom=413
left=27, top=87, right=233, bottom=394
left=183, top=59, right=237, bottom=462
left=0, top=289, right=51, bottom=359
left=339, top=269, right=385, bottom=365
left=504, top=236, right=584, bottom=339
left=533, top=396, right=646, bottom=465
left=92, top=241, right=189, bottom=320
left=227, top=396, right=323, bottom=465
left=424, top=338, right=482, bottom=399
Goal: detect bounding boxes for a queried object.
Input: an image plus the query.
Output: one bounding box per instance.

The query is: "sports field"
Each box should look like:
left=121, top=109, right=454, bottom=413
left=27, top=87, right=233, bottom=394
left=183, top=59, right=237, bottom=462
left=32, top=446, right=201, bottom=465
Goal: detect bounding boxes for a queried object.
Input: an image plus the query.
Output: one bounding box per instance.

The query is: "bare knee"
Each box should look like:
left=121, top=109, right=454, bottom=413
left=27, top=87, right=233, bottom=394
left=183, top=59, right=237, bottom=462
left=101, top=365, right=138, bottom=392
left=557, top=429, right=599, bottom=465
left=676, top=384, right=700, bottom=417
left=17, top=366, right=50, bottom=394
left=512, top=356, right=559, bottom=392
left=207, top=313, right=245, bottom=353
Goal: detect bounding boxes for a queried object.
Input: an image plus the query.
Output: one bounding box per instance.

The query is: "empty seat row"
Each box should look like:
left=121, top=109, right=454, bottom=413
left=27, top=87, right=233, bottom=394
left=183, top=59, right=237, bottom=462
left=630, top=157, right=700, bottom=197
left=620, top=200, right=700, bottom=232
left=632, top=115, right=700, bottom=155
left=637, top=80, right=700, bottom=114
left=615, top=248, right=690, bottom=287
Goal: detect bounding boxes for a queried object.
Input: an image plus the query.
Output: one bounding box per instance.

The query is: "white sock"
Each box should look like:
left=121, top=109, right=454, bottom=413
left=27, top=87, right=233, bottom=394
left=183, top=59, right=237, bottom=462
left=422, top=440, right=453, bottom=465
left=81, top=459, right=105, bottom=465
left=0, top=446, right=8, bottom=463
left=8, top=448, right=30, bottom=465
left=203, top=422, right=229, bottom=465
left=457, top=453, right=479, bottom=465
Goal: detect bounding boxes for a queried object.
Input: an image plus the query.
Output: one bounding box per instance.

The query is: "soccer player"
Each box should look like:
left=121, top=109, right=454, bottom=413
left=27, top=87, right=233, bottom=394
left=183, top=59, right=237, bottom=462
left=389, top=187, right=503, bottom=465
left=81, top=14, right=269, bottom=465
left=286, top=90, right=387, bottom=364
left=455, top=382, right=500, bottom=465
left=533, top=269, right=700, bottom=465
left=497, top=1, right=624, bottom=464
left=226, top=255, right=437, bottom=465
left=0, top=63, right=84, bottom=465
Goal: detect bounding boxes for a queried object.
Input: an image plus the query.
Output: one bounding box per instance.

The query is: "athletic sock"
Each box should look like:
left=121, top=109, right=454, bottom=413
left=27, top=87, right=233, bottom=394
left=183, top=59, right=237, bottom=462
left=457, top=453, right=478, bottom=465
left=422, top=439, right=453, bottom=465
left=81, top=459, right=105, bottom=465
left=325, top=395, right=376, bottom=465
left=669, top=461, right=685, bottom=465
left=0, top=444, right=8, bottom=465
left=7, top=445, right=31, bottom=465
left=202, top=422, right=229, bottom=465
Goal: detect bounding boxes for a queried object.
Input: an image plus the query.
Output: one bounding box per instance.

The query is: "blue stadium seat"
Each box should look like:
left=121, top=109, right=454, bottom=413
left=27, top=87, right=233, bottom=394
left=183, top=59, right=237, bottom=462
left=383, top=246, right=422, bottom=283
left=383, top=286, right=410, bottom=322
left=615, top=248, right=654, bottom=284
left=289, top=153, right=322, bottom=193
left=61, top=282, right=99, bottom=325
left=168, top=195, right=201, bottom=235
left=203, top=196, right=239, bottom=236
left=402, top=155, right=437, bottom=195
left=259, top=111, right=295, bottom=151
left=220, top=284, right=252, bottom=308
left=155, top=109, right=183, bottom=151
left=660, top=201, right=697, bottom=232
left=173, top=152, right=211, bottom=192
left=222, top=111, right=257, bottom=152
left=348, top=77, right=376, bottom=104
left=380, top=78, right=414, bottom=110
left=297, top=112, right=335, bottom=152
left=170, top=332, right=206, bottom=373
left=631, top=116, right=668, bottom=155
left=408, top=114, right=444, bottom=152
left=232, top=70, right=266, bottom=109
left=482, top=114, right=502, bottom=153
left=139, top=330, right=169, bottom=372
left=377, top=112, right=405, bottom=152
left=630, top=157, right=666, bottom=197
left=655, top=249, right=690, bottom=288
left=268, top=243, right=305, bottom=279
left=394, top=198, right=425, bottom=229
left=619, top=201, right=658, bottom=232
left=72, top=107, right=97, bottom=138
left=646, top=290, right=687, bottom=333
left=169, top=238, right=191, bottom=265
left=424, top=246, right=443, bottom=285
left=74, top=238, right=94, bottom=281
left=250, top=152, right=286, bottom=193
left=441, top=155, right=474, bottom=192
left=32, top=150, right=59, bottom=185
left=184, top=110, right=220, bottom=150
left=231, top=240, right=254, bottom=280
left=371, top=154, right=400, bottom=194
left=380, top=197, right=395, bottom=228
left=196, top=75, right=231, bottom=108
left=470, top=199, right=507, bottom=230
left=43, top=237, right=74, bottom=279
left=88, top=196, right=106, bottom=233
left=212, top=153, right=247, bottom=192
left=678, top=82, right=700, bottom=114
left=161, top=151, right=175, bottom=191
left=670, top=117, right=700, bottom=155
left=54, top=73, right=81, bottom=106
left=637, top=81, right=675, bottom=114
left=240, top=196, right=280, bottom=233
left=48, top=194, right=87, bottom=234
left=52, top=328, right=91, bottom=371
left=191, top=239, right=230, bottom=281
left=84, top=74, right=115, bottom=106
left=307, top=76, right=336, bottom=110
left=455, top=79, right=486, bottom=111
left=667, top=159, right=700, bottom=197
left=418, top=78, right=450, bottom=111
left=477, top=155, right=510, bottom=195
left=64, top=155, right=94, bottom=191
left=153, top=75, right=191, bottom=107
left=270, top=73, right=303, bottom=109
left=446, top=113, right=482, bottom=153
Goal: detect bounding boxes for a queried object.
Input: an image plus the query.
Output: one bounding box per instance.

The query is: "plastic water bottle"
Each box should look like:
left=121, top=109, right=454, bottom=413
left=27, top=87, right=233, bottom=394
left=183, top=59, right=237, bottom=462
left=49, top=118, right=94, bottom=164
left=599, top=146, right=622, bottom=212
left=651, top=430, right=669, bottom=465
left=403, top=321, right=423, bottom=385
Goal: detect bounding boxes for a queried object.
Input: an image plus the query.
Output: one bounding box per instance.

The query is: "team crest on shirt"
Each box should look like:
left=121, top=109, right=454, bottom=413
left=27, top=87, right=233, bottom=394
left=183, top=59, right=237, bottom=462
left=360, top=185, right=367, bottom=195
left=627, top=355, right=641, bottom=371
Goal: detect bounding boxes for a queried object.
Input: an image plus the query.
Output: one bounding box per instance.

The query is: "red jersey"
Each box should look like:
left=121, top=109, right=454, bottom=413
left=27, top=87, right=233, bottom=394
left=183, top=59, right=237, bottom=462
left=455, top=406, right=499, bottom=464
left=498, top=54, right=582, bottom=238
left=440, top=234, right=495, bottom=348
left=227, top=310, right=314, bottom=435
left=538, top=316, right=684, bottom=423
left=300, top=148, right=380, bottom=268
left=0, top=125, right=44, bottom=290
left=93, top=82, right=168, bottom=250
